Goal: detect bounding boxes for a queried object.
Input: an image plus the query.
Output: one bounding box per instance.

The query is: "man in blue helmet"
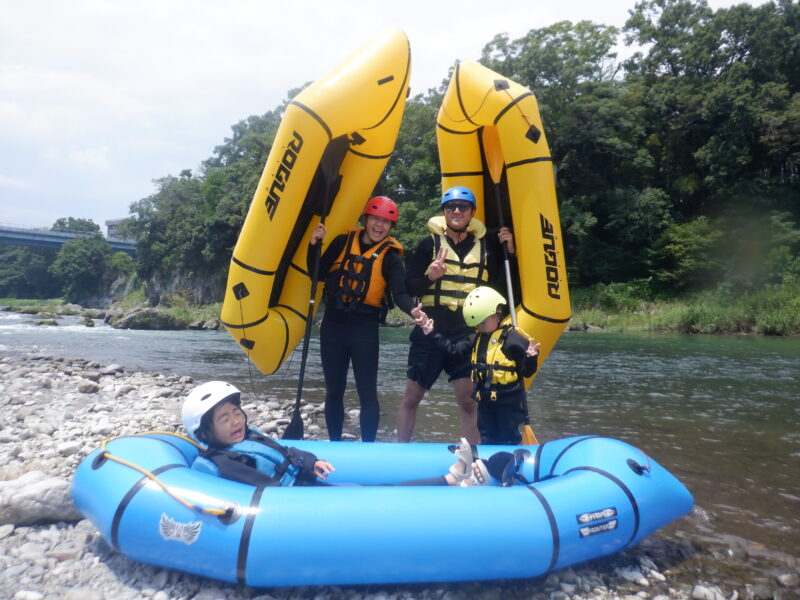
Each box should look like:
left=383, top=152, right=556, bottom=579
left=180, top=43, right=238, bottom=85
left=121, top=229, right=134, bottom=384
left=396, top=186, right=516, bottom=443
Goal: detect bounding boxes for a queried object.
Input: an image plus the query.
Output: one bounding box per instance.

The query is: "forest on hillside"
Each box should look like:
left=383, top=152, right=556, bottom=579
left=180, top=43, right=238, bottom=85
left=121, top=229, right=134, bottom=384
left=2, top=0, right=798, bottom=313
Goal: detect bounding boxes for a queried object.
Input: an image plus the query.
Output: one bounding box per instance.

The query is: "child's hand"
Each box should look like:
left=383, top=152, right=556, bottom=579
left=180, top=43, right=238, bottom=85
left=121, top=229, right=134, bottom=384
left=526, top=340, right=540, bottom=357
left=313, top=460, right=335, bottom=479
left=421, top=316, right=434, bottom=335
left=412, top=303, right=434, bottom=335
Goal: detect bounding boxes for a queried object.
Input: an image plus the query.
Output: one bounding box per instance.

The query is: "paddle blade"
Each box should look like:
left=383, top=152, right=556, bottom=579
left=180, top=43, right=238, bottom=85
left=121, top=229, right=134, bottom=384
left=522, top=424, right=538, bottom=446
left=281, top=410, right=304, bottom=440
left=481, top=126, right=505, bottom=184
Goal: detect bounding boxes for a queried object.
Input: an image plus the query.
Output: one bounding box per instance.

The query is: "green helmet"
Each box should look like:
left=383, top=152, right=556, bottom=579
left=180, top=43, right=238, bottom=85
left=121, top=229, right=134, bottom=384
left=463, top=286, right=506, bottom=327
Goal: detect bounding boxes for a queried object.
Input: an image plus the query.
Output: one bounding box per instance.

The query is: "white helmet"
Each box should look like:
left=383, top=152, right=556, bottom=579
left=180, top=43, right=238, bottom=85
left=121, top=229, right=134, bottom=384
left=182, top=381, right=241, bottom=441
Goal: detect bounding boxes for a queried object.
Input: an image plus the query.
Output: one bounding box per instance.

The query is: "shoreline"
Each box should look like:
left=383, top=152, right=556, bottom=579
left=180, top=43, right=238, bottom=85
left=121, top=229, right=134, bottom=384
left=1, top=350, right=798, bottom=600
left=4, top=297, right=800, bottom=337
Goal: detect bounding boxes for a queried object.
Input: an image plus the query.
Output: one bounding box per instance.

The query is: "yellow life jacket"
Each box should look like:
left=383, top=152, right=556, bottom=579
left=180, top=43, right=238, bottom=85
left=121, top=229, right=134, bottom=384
left=327, top=228, right=403, bottom=309
left=471, top=323, right=521, bottom=401
left=419, top=216, right=488, bottom=311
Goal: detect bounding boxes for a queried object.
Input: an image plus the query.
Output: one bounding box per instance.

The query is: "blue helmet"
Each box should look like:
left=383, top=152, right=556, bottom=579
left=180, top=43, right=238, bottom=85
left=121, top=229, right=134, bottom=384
left=441, top=186, right=476, bottom=207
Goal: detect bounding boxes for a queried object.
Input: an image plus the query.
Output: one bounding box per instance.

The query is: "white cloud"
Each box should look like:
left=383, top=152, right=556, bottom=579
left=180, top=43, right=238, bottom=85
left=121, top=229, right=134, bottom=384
left=42, top=145, right=111, bottom=171
left=0, top=174, right=34, bottom=191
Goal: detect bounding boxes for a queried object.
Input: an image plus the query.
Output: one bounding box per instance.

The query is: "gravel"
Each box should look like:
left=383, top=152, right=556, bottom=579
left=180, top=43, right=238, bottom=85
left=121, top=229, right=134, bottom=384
left=1, top=351, right=798, bottom=600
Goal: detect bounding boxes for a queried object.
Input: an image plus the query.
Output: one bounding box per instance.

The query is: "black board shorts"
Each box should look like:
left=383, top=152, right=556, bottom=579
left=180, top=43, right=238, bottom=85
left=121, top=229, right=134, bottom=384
left=406, top=326, right=471, bottom=389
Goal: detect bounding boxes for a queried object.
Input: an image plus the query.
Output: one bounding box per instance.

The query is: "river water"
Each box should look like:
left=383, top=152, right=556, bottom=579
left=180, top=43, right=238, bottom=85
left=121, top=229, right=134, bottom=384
left=2, top=310, right=798, bottom=557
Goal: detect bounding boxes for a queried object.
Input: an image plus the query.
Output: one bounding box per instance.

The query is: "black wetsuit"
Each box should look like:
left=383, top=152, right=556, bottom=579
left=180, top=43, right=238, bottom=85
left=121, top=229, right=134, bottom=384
left=309, top=233, right=413, bottom=442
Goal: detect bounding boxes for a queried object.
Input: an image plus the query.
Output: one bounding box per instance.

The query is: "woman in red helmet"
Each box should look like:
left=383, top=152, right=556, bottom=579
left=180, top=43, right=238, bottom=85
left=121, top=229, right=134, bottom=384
left=308, top=196, right=414, bottom=442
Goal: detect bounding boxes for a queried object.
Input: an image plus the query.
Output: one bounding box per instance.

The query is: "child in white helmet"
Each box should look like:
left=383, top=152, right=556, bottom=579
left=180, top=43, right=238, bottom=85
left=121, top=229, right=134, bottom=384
left=415, top=286, right=540, bottom=445
left=181, top=381, right=490, bottom=487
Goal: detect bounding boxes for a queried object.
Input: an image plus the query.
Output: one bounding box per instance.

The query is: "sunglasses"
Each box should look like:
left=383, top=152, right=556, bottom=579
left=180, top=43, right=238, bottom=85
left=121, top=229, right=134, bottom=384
left=443, top=202, right=473, bottom=213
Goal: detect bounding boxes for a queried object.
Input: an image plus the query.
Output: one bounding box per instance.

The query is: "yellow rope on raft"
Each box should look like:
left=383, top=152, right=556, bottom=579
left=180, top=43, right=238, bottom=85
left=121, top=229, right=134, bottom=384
left=99, top=431, right=231, bottom=518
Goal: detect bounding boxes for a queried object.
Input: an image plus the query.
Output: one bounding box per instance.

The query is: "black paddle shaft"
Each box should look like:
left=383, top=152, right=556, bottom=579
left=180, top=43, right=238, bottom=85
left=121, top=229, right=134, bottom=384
left=281, top=241, right=321, bottom=440
left=282, top=137, right=350, bottom=440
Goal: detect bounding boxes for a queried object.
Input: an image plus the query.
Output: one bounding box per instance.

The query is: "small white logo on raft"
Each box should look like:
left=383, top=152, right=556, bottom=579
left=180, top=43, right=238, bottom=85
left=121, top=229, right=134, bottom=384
left=576, top=507, right=617, bottom=524
left=159, top=513, right=201, bottom=545
left=579, top=518, right=618, bottom=538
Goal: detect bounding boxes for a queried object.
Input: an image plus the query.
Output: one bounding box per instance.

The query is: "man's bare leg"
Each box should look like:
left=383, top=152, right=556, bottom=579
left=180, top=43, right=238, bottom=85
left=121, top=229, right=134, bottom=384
left=396, top=379, right=426, bottom=442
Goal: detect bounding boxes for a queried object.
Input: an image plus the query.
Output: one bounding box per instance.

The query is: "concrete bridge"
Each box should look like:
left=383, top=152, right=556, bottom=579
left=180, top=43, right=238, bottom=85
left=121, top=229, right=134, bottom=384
left=0, top=224, right=136, bottom=256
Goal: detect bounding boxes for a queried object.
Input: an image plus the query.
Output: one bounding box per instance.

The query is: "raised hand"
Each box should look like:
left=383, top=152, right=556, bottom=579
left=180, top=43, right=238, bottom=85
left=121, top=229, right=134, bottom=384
left=310, top=223, right=327, bottom=245
left=426, top=246, right=448, bottom=281
left=526, top=340, right=540, bottom=357
left=498, top=227, right=515, bottom=255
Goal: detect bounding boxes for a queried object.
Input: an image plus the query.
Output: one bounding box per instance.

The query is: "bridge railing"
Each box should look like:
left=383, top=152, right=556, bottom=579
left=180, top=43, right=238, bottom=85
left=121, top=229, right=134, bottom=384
left=0, top=224, right=136, bottom=256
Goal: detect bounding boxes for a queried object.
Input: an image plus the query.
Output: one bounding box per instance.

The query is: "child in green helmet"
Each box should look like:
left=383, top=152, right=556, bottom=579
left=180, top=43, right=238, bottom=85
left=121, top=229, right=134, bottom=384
left=414, top=286, right=540, bottom=445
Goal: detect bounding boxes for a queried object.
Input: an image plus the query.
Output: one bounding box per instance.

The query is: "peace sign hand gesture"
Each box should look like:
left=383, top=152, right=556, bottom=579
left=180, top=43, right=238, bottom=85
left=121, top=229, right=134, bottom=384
left=425, top=246, right=448, bottom=281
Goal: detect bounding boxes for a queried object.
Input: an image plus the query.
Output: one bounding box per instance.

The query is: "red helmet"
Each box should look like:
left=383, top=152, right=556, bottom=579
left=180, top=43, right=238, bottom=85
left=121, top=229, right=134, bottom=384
left=363, top=196, right=398, bottom=223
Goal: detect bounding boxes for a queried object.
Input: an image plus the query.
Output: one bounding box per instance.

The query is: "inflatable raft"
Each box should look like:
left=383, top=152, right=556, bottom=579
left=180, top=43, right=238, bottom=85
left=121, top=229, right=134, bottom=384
left=220, top=29, right=411, bottom=374
left=72, top=434, right=693, bottom=587
left=437, top=61, right=571, bottom=375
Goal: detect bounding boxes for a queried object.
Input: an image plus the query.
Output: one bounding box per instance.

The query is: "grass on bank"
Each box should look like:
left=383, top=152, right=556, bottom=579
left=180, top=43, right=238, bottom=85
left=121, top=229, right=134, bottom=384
left=109, top=289, right=223, bottom=325
left=0, top=297, right=87, bottom=315
left=570, top=279, right=800, bottom=335
left=4, top=278, right=799, bottom=336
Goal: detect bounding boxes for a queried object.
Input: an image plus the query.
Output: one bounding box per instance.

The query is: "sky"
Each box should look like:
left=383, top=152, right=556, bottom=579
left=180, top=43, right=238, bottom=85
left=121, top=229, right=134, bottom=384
left=0, top=0, right=757, bottom=234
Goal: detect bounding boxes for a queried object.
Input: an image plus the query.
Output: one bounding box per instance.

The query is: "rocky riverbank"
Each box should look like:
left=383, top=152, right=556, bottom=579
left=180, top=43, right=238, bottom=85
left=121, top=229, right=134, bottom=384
left=1, top=351, right=798, bottom=600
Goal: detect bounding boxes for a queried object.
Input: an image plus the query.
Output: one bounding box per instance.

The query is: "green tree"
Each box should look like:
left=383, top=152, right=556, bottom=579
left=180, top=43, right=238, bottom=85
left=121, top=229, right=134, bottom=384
left=0, top=214, right=103, bottom=299
left=380, top=92, right=443, bottom=250
left=49, top=235, right=111, bottom=303
left=0, top=246, right=60, bottom=298
left=625, top=0, right=800, bottom=294
left=649, top=216, right=723, bottom=291
left=479, top=20, right=672, bottom=283
left=108, top=252, right=135, bottom=279
left=51, top=217, right=101, bottom=233
left=624, top=0, right=800, bottom=211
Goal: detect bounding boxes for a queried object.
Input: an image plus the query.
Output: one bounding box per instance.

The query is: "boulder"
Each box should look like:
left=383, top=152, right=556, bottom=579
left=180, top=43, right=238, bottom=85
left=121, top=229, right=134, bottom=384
left=0, top=471, right=83, bottom=525
left=33, top=312, right=58, bottom=319
left=107, top=307, right=186, bottom=330
left=99, top=364, right=124, bottom=376
left=203, top=318, right=220, bottom=330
